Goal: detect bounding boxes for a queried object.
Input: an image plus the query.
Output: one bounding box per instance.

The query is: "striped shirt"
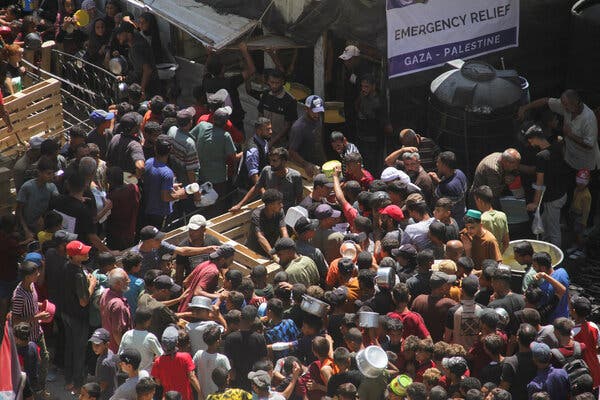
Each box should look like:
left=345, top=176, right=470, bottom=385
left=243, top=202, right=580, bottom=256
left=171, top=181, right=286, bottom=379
left=166, top=125, right=200, bottom=175
left=12, top=282, right=42, bottom=341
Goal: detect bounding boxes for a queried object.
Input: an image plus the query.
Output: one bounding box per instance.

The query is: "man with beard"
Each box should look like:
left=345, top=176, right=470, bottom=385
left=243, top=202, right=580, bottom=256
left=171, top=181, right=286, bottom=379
left=236, top=118, right=272, bottom=194
left=470, top=149, right=521, bottom=209
left=258, top=69, right=298, bottom=147
left=355, top=74, right=392, bottom=175
left=289, top=95, right=325, bottom=177
left=402, top=152, right=433, bottom=208
left=230, top=147, right=303, bottom=212
left=429, top=151, right=468, bottom=229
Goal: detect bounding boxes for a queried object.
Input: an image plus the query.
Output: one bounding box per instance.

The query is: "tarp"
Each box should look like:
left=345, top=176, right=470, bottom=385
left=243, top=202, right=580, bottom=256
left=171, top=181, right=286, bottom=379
left=135, top=0, right=258, bottom=49
left=287, top=0, right=387, bottom=51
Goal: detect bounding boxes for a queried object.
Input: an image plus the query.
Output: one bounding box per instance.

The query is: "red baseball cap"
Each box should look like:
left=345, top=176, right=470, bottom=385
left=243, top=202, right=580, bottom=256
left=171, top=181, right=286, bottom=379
left=66, top=240, right=91, bottom=257
left=379, top=205, right=405, bottom=222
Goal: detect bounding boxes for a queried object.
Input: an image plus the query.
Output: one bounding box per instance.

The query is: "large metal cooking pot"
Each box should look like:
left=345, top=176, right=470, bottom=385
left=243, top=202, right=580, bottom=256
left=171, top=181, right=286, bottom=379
left=358, top=311, right=380, bottom=328
left=356, top=346, right=388, bottom=378
left=502, top=239, right=564, bottom=271
left=375, top=267, right=396, bottom=289
left=300, top=295, right=329, bottom=317
left=109, top=56, right=128, bottom=75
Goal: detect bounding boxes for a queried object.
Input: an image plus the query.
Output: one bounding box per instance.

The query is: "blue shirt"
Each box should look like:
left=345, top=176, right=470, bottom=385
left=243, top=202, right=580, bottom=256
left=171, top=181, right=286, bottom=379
left=435, top=169, right=467, bottom=228
left=527, top=366, right=569, bottom=400
left=540, top=268, right=570, bottom=323
left=265, top=319, right=300, bottom=358
left=245, top=135, right=269, bottom=177
left=124, top=274, right=145, bottom=314
left=143, top=158, right=175, bottom=217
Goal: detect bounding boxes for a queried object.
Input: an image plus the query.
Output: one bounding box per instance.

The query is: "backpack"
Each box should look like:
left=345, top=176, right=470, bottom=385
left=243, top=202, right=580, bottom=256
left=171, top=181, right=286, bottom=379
left=551, top=341, right=593, bottom=394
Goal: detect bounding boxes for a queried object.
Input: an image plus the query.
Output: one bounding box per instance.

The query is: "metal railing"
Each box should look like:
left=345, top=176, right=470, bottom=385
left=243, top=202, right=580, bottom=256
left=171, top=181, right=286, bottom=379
left=23, top=48, right=121, bottom=133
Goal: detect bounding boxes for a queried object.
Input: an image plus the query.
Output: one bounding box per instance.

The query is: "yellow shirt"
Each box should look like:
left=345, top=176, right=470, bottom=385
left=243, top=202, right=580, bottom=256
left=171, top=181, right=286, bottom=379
left=571, top=188, right=591, bottom=225
left=481, top=210, right=509, bottom=252
left=37, top=230, right=54, bottom=244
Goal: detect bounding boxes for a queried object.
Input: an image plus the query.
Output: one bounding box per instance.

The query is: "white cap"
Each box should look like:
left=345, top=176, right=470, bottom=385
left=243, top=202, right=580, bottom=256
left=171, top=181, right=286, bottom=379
left=214, top=106, right=232, bottom=118
left=339, top=45, right=360, bottom=61
left=381, top=167, right=409, bottom=183
left=29, top=135, right=44, bottom=150
left=305, top=95, right=325, bottom=113
left=187, top=214, right=211, bottom=230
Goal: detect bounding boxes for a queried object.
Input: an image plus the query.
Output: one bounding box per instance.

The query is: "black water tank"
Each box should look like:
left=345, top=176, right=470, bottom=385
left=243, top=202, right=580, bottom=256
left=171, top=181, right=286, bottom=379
left=428, top=60, right=522, bottom=177
left=568, top=0, right=600, bottom=105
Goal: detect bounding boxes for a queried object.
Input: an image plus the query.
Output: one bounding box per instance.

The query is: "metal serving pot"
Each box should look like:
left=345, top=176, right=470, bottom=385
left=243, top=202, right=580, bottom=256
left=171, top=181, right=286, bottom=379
left=109, top=56, right=128, bottom=75
left=300, top=295, right=329, bottom=317
left=356, top=346, right=388, bottom=378
left=375, top=267, right=396, bottom=289
left=358, top=311, right=380, bottom=329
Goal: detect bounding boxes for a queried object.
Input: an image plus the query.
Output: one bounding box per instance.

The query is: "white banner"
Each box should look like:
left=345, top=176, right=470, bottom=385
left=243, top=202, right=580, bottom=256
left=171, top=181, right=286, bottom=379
left=386, top=0, right=519, bottom=78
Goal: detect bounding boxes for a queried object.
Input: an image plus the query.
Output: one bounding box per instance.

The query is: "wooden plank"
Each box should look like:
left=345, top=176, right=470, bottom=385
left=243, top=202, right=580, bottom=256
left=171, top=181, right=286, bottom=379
left=208, top=199, right=264, bottom=224
left=210, top=211, right=254, bottom=233
left=222, top=225, right=249, bottom=241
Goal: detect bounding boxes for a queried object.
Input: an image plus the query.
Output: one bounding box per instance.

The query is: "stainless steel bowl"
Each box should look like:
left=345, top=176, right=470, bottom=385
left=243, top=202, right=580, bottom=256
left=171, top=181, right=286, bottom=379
left=356, top=346, right=388, bottom=378
left=375, top=267, right=396, bottom=289
left=300, top=295, right=329, bottom=317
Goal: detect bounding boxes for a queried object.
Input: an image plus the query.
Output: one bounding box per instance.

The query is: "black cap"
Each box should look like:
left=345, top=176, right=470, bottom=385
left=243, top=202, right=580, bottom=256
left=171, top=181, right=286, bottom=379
left=313, top=174, right=333, bottom=188
left=140, top=225, right=165, bottom=241
left=118, top=348, right=141, bottom=366
left=153, top=275, right=182, bottom=294
left=53, top=230, right=78, bottom=243
left=391, top=244, right=417, bottom=259
left=89, top=328, right=110, bottom=344
left=209, top=244, right=235, bottom=260
left=269, top=238, right=296, bottom=255
left=294, top=217, right=318, bottom=235
left=338, top=258, right=355, bottom=274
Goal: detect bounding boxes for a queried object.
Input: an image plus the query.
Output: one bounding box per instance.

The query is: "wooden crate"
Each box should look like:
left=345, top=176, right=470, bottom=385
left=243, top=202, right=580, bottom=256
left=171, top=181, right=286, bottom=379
left=0, top=79, right=64, bottom=157
left=164, top=200, right=281, bottom=279
left=161, top=162, right=319, bottom=279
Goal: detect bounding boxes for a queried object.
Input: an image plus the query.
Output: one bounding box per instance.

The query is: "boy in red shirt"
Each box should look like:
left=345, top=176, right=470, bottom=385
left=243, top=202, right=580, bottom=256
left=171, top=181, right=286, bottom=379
left=151, top=326, right=200, bottom=400
left=571, top=296, right=600, bottom=387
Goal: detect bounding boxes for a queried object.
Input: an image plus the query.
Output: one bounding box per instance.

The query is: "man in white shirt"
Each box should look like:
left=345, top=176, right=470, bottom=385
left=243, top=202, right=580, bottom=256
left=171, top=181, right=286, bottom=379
left=185, top=296, right=225, bottom=354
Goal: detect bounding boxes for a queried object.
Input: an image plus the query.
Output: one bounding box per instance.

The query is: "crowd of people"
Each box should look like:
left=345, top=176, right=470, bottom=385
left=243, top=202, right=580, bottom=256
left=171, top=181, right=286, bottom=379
left=1, top=2, right=600, bottom=400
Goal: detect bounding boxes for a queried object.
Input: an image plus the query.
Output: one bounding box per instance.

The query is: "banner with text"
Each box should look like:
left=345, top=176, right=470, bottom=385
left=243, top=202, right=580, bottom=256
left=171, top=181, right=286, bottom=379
left=386, top=0, right=519, bottom=78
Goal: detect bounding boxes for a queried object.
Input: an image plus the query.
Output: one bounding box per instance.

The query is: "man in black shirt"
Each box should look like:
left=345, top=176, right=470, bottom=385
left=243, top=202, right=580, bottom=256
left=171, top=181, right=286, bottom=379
left=62, top=240, right=96, bottom=392
left=115, top=21, right=159, bottom=98
left=106, top=112, right=145, bottom=183
left=224, top=305, right=267, bottom=391
left=245, top=189, right=287, bottom=258
left=500, top=323, right=537, bottom=400
left=203, top=42, right=256, bottom=132
left=175, top=214, right=220, bottom=282
left=524, top=125, right=569, bottom=247
left=258, top=68, right=298, bottom=146
left=86, top=109, right=115, bottom=159
left=50, top=172, right=110, bottom=253
left=488, top=267, right=525, bottom=335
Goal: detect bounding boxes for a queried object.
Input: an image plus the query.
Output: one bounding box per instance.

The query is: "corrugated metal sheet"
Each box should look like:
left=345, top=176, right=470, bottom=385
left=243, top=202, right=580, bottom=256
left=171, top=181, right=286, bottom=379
left=137, top=0, right=258, bottom=49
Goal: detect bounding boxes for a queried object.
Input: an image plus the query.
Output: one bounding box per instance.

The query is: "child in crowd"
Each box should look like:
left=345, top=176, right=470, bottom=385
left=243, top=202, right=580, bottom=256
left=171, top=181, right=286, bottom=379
left=37, top=210, right=62, bottom=244
left=193, top=325, right=231, bottom=399
left=14, top=322, right=40, bottom=392
left=568, top=169, right=591, bottom=259
left=119, top=307, right=164, bottom=373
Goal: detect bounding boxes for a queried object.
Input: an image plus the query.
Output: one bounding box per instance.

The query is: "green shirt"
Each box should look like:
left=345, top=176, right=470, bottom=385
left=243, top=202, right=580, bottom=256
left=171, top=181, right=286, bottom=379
left=481, top=210, right=509, bottom=250
left=192, top=121, right=236, bottom=184
left=522, top=266, right=536, bottom=293
left=283, top=256, right=320, bottom=287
